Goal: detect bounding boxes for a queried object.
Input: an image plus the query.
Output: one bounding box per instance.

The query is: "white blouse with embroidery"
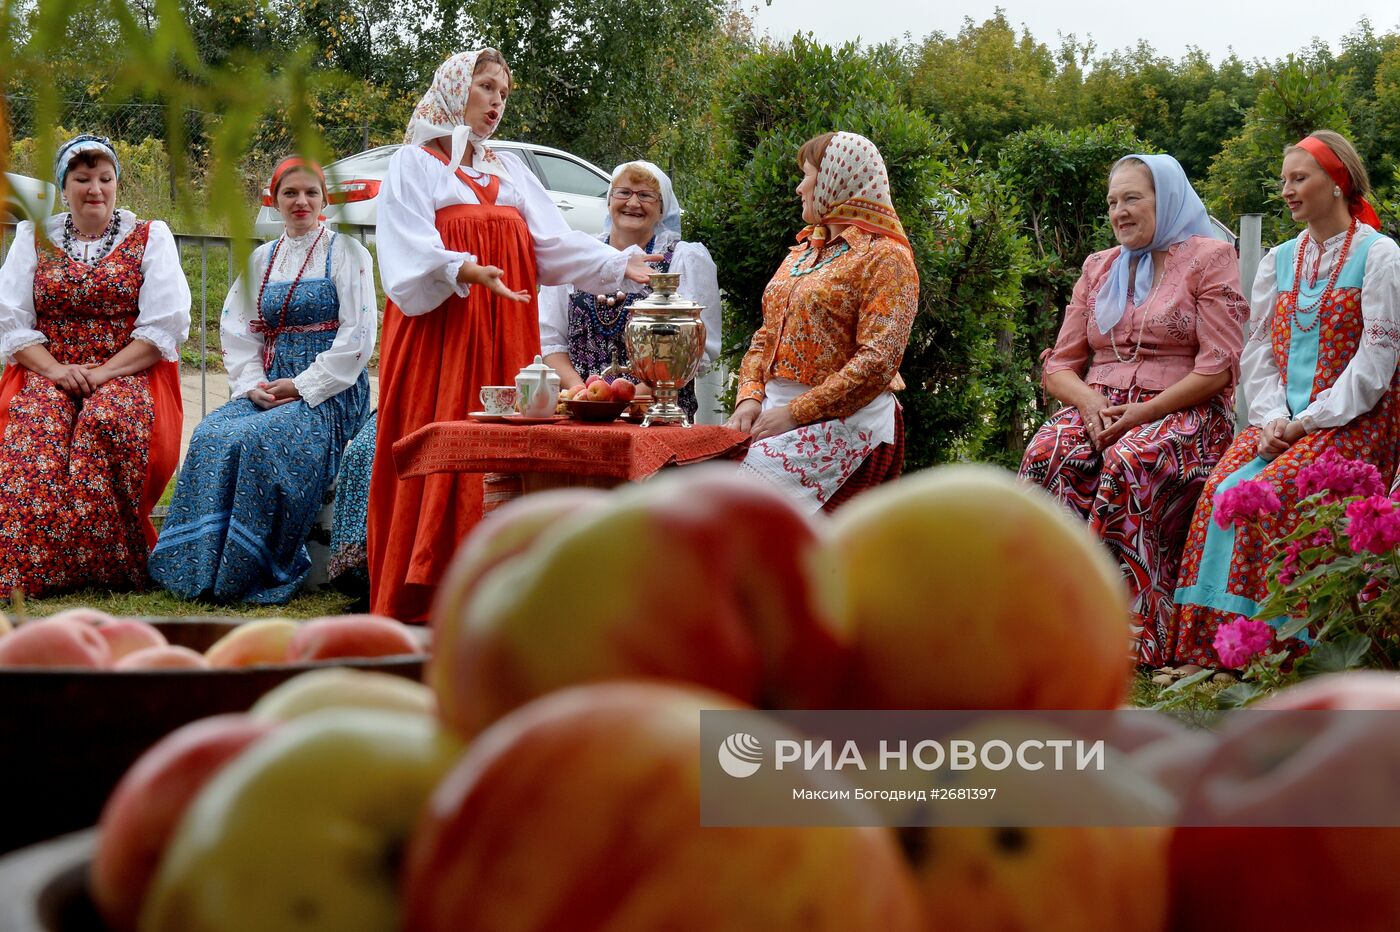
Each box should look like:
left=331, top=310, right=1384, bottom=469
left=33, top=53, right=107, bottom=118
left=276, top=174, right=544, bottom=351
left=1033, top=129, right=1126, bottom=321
left=1242, top=224, right=1400, bottom=431
left=537, top=229, right=723, bottom=376
left=221, top=226, right=377, bottom=408
left=374, top=145, right=629, bottom=316
left=0, top=210, right=191, bottom=363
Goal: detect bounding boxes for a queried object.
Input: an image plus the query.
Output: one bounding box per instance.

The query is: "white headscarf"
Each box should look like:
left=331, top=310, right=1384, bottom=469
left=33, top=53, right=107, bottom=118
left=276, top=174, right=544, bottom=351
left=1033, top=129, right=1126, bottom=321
left=403, top=49, right=511, bottom=180
left=603, top=160, right=682, bottom=239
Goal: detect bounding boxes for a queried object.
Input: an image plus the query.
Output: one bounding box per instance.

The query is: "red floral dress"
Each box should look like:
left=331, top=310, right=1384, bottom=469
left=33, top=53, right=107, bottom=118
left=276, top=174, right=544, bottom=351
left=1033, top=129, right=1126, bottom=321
left=0, top=224, right=182, bottom=597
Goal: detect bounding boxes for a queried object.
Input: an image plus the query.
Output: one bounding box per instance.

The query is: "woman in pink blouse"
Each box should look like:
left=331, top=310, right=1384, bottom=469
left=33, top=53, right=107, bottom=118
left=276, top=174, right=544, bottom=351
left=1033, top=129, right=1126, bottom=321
left=1019, top=153, right=1249, bottom=667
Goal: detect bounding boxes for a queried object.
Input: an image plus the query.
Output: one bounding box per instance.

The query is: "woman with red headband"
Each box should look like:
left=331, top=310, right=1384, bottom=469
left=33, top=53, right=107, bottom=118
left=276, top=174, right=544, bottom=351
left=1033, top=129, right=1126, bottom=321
left=149, top=157, right=375, bottom=602
left=1168, top=130, right=1400, bottom=670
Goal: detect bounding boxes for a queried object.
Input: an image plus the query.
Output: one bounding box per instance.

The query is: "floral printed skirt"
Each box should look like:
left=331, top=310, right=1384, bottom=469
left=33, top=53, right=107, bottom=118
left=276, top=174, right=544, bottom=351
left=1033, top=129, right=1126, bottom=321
left=1018, top=385, right=1235, bottom=667
left=0, top=368, right=160, bottom=597
left=1169, top=396, right=1400, bottom=667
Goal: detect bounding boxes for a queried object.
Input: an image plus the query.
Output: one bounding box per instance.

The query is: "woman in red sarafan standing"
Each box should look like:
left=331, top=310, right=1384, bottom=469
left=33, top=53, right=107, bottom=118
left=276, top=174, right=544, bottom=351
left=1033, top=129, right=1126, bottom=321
left=368, top=49, right=658, bottom=622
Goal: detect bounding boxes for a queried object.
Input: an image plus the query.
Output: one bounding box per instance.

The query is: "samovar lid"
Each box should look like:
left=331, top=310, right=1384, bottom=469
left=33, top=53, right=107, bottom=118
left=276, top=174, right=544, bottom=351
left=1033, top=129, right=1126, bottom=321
left=632, top=271, right=703, bottom=313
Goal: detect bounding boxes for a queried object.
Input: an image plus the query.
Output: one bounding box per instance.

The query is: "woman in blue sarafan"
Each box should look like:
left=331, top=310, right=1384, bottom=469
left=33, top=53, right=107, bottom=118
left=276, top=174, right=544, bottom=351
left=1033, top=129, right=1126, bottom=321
left=149, top=157, right=375, bottom=602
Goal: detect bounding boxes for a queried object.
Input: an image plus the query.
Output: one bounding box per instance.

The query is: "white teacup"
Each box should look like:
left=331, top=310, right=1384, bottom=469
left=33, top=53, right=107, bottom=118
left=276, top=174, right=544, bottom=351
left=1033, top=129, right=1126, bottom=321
left=480, top=385, right=519, bottom=416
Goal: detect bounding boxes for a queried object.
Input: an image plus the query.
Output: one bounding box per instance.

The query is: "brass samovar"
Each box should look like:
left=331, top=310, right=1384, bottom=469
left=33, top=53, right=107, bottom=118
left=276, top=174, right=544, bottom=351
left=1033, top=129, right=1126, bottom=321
left=624, top=272, right=707, bottom=427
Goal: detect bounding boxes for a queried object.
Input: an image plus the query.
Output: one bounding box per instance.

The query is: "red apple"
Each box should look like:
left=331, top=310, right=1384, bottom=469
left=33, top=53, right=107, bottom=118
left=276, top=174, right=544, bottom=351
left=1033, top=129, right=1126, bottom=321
left=431, top=488, right=611, bottom=730
left=91, top=714, right=276, bottom=932
left=285, top=615, right=422, bottom=662
left=430, top=466, right=848, bottom=739
left=0, top=618, right=111, bottom=668
left=116, top=645, right=210, bottom=670
left=402, top=681, right=922, bottom=931
left=584, top=374, right=605, bottom=387
left=610, top=379, right=636, bottom=403
left=829, top=464, right=1131, bottom=710
left=1167, top=672, right=1400, bottom=931
left=95, top=619, right=168, bottom=662
left=585, top=379, right=613, bottom=402
left=45, top=606, right=120, bottom=627
left=203, top=619, right=298, bottom=668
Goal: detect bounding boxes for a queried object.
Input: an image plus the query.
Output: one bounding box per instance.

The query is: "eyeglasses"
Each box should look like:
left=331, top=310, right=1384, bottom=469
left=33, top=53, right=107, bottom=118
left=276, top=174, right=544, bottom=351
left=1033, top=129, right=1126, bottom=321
left=610, top=188, right=661, bottom=204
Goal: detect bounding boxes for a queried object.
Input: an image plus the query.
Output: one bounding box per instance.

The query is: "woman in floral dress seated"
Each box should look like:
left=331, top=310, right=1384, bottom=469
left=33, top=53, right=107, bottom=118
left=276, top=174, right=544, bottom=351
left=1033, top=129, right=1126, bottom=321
left=538, top=160, right=720, bottom=420
left=1019, top=153, right=1246, bottom=667
left=0, top=133, right=189, bottom=596
left=726, top=131, right=918, bottom=513
left=149, top=157, right=375, bottom=603
left=1170, top=131, right=1400, bottom=668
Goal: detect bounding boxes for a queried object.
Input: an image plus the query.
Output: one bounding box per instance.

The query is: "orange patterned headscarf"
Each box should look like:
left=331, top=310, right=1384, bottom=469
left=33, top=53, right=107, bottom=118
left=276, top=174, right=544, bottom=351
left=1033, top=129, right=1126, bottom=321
left=798, top=132, right=909, bottom=252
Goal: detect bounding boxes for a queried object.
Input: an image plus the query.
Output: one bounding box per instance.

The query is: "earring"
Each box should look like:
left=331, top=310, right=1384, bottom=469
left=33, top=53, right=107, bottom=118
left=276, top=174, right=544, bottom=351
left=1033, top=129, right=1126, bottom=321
left=1333, top=187, right=1343, bottom=198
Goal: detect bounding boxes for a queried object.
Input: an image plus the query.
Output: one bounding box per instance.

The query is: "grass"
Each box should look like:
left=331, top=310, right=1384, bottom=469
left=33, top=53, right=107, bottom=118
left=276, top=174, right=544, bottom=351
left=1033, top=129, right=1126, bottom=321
left=1129, top=668, right=1244, bottom=710
left=18, top=587, right=357, bottom=621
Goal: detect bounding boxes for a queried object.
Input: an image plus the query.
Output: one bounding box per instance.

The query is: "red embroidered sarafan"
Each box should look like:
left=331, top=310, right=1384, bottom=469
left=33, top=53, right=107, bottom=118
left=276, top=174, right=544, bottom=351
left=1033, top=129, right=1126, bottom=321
left=0, top=223, right=183, bottom=597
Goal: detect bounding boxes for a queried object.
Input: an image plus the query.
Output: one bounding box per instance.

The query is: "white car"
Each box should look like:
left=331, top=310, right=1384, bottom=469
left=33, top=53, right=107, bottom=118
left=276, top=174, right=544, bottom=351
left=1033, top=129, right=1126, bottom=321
left=3, top=172, right=58, bottom=224
left=254, top=141, right=613, bottom=240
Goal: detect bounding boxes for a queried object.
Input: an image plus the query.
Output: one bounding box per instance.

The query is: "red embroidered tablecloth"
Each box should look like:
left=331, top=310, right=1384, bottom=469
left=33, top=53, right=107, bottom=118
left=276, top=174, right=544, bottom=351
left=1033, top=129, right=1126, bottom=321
left=392, top=420, right=751, bottom=482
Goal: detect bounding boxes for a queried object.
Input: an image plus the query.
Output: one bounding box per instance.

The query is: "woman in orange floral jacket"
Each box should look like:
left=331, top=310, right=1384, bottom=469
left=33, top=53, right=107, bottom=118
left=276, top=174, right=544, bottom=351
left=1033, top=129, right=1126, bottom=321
left=726, top=131, right=919, bottom=513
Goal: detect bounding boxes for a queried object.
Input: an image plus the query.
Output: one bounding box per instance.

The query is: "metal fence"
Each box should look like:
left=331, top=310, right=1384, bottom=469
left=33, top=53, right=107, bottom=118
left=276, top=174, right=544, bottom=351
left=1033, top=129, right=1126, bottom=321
left=1, top=220, right=375, bottom=421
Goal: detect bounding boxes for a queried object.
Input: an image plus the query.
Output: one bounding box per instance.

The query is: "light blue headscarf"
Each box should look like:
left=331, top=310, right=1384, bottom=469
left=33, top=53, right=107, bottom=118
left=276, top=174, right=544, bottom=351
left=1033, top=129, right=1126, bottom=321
left=54, top=134, right=122, bottom=190
left=603, top=160, right=682, bottom=239
left=1094, top=153, right=1214, bottom=333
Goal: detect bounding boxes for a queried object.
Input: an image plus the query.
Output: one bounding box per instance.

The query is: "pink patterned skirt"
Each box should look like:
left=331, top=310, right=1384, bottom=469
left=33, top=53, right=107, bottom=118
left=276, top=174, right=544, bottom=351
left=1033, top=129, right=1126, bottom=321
left=1018, top=385, right=1235, bottom=666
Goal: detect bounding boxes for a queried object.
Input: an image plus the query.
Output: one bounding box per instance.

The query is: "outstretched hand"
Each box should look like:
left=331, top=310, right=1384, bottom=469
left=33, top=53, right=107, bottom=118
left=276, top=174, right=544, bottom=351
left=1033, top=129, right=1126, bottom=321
left=459, top=259, right=531, bottom=303
left=625, top=253, right=666, bottom=284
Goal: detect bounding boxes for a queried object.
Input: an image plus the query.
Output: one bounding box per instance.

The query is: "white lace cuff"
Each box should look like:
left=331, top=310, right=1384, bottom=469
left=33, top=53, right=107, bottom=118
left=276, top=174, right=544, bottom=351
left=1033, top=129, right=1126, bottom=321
left=132, top=326, right=180, bottom=362
left=1, top=330, right=47, bottom=364
left=292, top=367, right=337, bottom=408
left=441, top=253, right=475, bottom=300
left=228, top=370, right=265, bottom=400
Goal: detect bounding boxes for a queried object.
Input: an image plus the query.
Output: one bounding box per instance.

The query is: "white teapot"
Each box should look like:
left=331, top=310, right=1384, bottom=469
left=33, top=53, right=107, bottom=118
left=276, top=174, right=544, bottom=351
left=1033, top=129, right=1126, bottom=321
left=513, top=355, right=561, bottom=418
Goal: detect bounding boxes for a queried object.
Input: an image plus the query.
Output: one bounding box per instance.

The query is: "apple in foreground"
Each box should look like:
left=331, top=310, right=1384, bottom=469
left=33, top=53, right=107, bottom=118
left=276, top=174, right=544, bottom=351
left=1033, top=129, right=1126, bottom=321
left=402, top=681, right=922, bottom=931
left=284, top=615, right=421, bottom=662
left=829, top=464, right=1132, bottom=710
left=203, top=619, right=298, bottom=668
left=431, top=466, right=847, bottom=739
left=250, top=667, right=436, bottom=722
left=91, top=714, right=276, bottom=932
left=141, top=709, right=462, bottom=932
left=1167, top=672, right=1400, bottom=931
left=0, top=618, right=111, bottom=668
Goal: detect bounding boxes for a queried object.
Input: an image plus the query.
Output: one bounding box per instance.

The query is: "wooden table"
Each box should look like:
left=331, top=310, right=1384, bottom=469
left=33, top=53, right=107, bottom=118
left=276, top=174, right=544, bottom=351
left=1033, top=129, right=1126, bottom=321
left=392, top=419, right=751, bottom=492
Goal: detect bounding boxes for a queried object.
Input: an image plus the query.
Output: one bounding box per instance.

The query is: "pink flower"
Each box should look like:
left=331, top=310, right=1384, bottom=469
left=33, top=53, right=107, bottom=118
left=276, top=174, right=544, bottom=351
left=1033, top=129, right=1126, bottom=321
left=1213, top=480, right=1282, bottom=530
left=1345, top=495, right=1400, bottom=555
left=1278, top=540, right=1304, bottom=587
left=1213, top=617, right=1275, bottom=669
left=1295, top=449, right=1385, bottom=503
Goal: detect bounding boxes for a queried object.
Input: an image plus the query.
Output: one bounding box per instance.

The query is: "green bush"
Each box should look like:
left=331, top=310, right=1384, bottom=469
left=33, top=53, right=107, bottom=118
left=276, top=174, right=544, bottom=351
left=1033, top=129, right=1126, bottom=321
left=996, top=122, right=1151, bottom=452
left=687, top=38, right=1030, bottom=469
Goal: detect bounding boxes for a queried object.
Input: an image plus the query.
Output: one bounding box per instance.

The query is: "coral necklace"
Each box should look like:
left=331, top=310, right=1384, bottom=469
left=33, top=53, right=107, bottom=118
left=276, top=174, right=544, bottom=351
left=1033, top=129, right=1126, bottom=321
left=254, top=228, right=326, bottom=371
left=1290, top=220, right=1357, bottom=333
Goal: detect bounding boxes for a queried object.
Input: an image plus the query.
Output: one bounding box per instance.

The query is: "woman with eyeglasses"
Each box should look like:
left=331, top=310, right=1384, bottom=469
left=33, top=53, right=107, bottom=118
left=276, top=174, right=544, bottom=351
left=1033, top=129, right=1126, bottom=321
left=538, top=160, right=720, bottom=419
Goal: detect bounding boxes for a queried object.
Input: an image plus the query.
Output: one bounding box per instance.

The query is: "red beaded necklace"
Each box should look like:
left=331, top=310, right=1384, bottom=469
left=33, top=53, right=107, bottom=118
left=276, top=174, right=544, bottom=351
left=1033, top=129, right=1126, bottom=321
left=1289, top=219, right=1357, bottom=333
left=254, top=228, right=326, bottom=370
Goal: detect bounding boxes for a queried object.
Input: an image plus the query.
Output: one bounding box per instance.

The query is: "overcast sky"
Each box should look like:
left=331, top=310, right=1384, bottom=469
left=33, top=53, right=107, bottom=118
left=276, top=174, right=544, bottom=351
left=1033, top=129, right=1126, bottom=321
left=747, top=0, right=1400, bottom=63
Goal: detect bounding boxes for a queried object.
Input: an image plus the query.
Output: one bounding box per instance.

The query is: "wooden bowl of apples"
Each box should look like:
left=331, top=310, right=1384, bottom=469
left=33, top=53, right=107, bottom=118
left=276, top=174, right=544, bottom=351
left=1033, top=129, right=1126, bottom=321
left=0, top=612, right=428, bottom=855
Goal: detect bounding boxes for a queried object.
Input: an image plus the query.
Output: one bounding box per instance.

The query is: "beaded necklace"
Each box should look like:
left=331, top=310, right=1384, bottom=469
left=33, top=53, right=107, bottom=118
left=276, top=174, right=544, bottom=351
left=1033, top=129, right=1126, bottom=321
left=579, top=237, right=673, bottom=338
left=254, top=227, right=326, bottom=370
left=1289, top=220, right=1357, bottom=333
left=61, top=211, right=121, bottom=263
left=1107, top=266, right=1164, bottom=364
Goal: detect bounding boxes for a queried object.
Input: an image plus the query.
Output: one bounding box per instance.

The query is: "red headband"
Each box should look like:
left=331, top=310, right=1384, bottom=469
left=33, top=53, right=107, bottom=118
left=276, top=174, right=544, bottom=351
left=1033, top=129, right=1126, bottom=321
left=1295, top=136, right=1381, bottom=230
left=270, top=157, right=327, bottom=199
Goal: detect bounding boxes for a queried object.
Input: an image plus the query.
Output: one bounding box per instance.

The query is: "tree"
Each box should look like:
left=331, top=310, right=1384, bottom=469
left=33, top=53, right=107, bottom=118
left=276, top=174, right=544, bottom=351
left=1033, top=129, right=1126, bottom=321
left=907, top=12, right=1061, bottom=154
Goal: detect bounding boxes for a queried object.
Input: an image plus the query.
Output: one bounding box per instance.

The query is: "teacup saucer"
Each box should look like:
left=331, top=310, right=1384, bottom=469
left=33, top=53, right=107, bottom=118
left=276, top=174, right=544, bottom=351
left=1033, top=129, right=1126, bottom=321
left=467, top=411, right=514, bottom=423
